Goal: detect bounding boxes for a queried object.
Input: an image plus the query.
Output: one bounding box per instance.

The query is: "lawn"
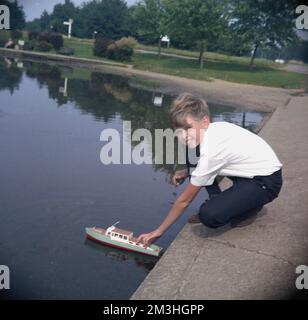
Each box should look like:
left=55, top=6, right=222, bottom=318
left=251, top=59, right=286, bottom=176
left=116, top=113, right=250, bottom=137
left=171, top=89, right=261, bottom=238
left=65, top=38, right=305, bottom=89
left=132, top=52, right=306, bottom=89
left=63, top=37, right=120, bottom=65
left=136, top=43, right=281, bottom=69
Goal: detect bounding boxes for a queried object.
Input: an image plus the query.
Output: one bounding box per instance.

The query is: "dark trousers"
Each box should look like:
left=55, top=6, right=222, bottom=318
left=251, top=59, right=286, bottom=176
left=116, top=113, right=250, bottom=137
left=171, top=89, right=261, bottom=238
left=186, top=145, right=283, bottom=228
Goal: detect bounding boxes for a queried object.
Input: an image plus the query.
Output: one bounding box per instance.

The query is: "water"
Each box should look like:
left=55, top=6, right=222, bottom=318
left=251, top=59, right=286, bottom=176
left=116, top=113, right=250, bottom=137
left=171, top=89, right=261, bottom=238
left=0, top=57, right=268, bottom=299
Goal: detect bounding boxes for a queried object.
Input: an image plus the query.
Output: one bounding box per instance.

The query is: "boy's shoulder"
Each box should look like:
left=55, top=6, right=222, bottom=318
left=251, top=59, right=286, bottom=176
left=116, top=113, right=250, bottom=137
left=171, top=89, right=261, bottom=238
left=210, top=121, right=239, bottom=129
left=209, top=121, right=242, bottom=134
left=209, top=121, right=251, bottom=134
left=205, top=121, right=254, bottom=146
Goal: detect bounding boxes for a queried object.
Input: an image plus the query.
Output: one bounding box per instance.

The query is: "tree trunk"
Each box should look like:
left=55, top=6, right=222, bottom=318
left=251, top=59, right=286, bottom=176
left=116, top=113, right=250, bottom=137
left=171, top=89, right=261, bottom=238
left=158, top=37, right=162, bottom=58
left=198, top=41, right=205, bottom=69
left=242, top=111, right=246, bottom=128
left=249, top=43, right=259, bottom=70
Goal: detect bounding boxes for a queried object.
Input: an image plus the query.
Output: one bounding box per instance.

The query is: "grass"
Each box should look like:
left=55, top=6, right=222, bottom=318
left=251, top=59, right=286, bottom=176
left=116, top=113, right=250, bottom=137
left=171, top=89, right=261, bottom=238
left=63, top=37, right=124, bottom=66
left=136, top=43, right=280, bottom=69
left=132, top=52, right=306, bottom=89
left=65, top=37, right=305, bottom=89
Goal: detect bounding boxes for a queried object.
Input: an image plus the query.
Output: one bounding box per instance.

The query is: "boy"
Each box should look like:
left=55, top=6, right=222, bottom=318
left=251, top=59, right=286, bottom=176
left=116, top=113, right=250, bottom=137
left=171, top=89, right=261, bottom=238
left=137, top=93, right=283, bottom=246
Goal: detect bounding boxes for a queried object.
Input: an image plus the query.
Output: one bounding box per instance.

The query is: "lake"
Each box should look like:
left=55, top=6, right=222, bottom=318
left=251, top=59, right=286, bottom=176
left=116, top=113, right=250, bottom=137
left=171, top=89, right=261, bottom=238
left=0, top=56, right=268, bottom=299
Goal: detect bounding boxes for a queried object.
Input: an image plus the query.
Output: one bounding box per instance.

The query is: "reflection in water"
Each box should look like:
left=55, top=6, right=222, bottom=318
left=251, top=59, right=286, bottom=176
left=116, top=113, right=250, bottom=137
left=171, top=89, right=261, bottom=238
left=152, top=92, right=164, bottom=107
left=0, top=57, right=267, bottom=130
left=0, top=57, right=22, bottom=93
left=59, top=77, right=68, bottom=97
left=84, top=238, right=158, bottom=273
left=0, top=57, right=268, bottom=181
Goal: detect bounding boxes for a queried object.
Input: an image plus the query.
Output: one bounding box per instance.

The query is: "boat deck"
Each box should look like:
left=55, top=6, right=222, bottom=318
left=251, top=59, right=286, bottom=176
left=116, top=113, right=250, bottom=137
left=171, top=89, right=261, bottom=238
left=93, top=227, right=140, bottom=244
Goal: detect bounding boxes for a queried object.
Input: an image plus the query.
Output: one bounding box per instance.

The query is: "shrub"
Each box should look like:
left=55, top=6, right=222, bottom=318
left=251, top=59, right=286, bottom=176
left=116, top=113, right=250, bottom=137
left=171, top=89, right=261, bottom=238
left=37, top=32, right=63, bottom=50
left=23, top=40, right=36, bottom=51
left=57, top=47, right=75, bottom=55
left=48, top=33, right=63, bottom=50
left=115, top=36, right=138, bottom=49
left=11, top=30, right=22, bottom=40
left=105, top=43, right=116, bottom=60
left=93, top=37, right=113, bottom=57
left=28, top=31, right=39, bottom=41
left=35, top=41, right=53, bottom=52
left=37, top=32, right=49, bottom=42
left=106, top=37, right=137, bottom=61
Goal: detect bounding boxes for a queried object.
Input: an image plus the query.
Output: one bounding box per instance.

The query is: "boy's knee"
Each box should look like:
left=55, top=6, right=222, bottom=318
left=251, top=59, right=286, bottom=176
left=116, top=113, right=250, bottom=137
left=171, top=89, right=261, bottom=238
left=199, top=208, right=222, bottom=229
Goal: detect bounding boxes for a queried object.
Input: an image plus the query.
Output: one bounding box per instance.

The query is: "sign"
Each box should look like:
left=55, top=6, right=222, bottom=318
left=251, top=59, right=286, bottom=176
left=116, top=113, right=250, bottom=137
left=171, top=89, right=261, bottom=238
left=296, top=5, right=308, bottom=29
left=0, top=265, right=10, bottom=290
left=0, top=5, right=10, bottom=30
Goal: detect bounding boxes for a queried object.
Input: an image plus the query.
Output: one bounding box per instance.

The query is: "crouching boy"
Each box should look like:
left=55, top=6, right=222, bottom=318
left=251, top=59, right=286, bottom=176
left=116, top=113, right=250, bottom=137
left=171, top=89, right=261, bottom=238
left=137, top=93, right=283, bottom=246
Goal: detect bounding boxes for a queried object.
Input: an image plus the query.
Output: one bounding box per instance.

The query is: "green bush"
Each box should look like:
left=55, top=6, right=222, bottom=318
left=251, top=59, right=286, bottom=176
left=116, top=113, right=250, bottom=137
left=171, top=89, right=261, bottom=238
left=105, top=43, right=116, bottom=60
left=37, top=32, right=49, bottom=42
left=93, top=37, right=113, bottom=57
left=57, top=47, right=75, bottom=55
left=35, top=41, right=53, bottom=52
left=23, top=40, right=36, bottom=51
left=106, top=37, right=137, bottom=61
left=28, top=31, right=39, bottom=41
left=37, top=32, right=63, bottom=50
left=48, top=33, right=63, bottom=50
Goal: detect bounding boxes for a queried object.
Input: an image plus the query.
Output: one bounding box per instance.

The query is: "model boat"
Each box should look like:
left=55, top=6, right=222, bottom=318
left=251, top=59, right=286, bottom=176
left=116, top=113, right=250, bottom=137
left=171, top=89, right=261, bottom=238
left=85, top=222, right=163, bottom=257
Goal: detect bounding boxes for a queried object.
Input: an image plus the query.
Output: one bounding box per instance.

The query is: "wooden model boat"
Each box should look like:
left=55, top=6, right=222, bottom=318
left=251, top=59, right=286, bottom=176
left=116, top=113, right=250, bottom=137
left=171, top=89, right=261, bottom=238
left=85, top=222, right=163, bottom=257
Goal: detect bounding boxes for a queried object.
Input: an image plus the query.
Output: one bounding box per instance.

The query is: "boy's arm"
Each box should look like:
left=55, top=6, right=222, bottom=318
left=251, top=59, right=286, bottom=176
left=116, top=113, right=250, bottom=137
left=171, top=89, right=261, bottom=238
left=137, top=183, right=202, bottom=246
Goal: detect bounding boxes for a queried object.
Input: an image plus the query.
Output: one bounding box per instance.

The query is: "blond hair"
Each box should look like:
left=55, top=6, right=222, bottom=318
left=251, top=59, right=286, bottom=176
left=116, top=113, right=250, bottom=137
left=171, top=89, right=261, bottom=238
left=169, top=93, right=210, bottom=129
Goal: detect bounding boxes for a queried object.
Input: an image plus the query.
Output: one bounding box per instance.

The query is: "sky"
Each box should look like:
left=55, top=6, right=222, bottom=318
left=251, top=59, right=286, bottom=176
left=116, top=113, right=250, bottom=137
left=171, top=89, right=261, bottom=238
left=19, top=0, right=137, bottom=21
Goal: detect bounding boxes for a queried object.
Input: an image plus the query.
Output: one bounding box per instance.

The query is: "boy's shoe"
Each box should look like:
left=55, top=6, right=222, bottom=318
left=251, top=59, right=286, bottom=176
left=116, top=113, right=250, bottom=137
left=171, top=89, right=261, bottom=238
left=188, top=213, right=201, bottom=224
left=230, top=207, right=262, bottom=228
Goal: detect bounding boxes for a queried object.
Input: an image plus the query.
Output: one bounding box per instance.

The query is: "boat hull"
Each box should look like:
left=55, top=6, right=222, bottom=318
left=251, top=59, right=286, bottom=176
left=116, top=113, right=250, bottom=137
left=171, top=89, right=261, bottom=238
left=85, top=227, right=162, bottom=257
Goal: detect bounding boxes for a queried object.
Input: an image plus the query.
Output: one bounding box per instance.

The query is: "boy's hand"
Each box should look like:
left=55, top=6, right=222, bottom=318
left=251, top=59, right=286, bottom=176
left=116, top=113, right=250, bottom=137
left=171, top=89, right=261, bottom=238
left=137, top=229, right=162, bottom=246
left=172, top=169, right=189, bottom=186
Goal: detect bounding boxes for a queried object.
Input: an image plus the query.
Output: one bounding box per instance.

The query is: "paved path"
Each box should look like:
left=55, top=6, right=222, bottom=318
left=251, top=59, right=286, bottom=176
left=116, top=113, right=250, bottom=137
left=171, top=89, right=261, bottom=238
left=285, top=64, right=308, bottom=74
left=131, top=95, right=308, bottom=299
left=136, top=49, right=198, bottom=61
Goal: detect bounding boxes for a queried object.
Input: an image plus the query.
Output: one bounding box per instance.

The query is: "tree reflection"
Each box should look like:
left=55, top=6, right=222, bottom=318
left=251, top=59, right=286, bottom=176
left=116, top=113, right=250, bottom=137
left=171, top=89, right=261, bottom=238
left=0, top=58, right=22, bottom=94
left=0, top=58, right=267, bottom=181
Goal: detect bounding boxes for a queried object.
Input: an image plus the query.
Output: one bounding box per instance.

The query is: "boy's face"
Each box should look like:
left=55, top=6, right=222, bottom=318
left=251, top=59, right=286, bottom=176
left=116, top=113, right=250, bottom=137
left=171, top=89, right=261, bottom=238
left=177, top=115, right=209, bottom=148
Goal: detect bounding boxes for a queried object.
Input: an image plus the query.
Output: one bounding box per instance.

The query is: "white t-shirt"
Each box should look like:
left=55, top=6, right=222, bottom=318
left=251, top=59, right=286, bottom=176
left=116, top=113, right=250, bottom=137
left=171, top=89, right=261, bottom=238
left=190, top=121, right=282, bottom=187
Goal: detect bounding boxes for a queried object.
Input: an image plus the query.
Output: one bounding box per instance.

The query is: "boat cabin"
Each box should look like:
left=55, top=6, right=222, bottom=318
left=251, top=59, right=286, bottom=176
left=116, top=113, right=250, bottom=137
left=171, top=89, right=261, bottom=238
left=105, top=227, right=133, bottom=243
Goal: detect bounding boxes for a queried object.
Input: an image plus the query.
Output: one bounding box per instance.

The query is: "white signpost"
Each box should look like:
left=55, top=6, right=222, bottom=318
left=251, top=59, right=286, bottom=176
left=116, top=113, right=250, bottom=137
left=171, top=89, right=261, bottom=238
left=161, top=35, right=170, bottom=48
left=63, top=18, right=73, bottom=39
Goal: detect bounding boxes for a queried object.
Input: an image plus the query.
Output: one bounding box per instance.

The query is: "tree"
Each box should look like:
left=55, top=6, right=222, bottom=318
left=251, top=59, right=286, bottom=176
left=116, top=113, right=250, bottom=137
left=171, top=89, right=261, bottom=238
left=40, top=10, right=51, bottom=31
left=75, top=0, right=130, bottom=39
left=49, top=0, right=78, bottom=34
left=1, top=0, right=25, bottom=30
left=26, top=0, right=131, bottom=40
left=25, top=18, right=41, bottom=32
left=163, top=0, right=229, bottom=68
left=231, top=0, right=299, bottom=69
left=130, top=0, right=166, bottom=57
